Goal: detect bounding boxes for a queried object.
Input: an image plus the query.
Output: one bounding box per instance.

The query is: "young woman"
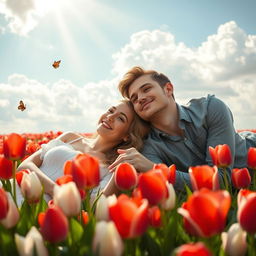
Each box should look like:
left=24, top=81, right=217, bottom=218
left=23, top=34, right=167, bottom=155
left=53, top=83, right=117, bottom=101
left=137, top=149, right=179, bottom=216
left=17, top=100, right=149, bottom=203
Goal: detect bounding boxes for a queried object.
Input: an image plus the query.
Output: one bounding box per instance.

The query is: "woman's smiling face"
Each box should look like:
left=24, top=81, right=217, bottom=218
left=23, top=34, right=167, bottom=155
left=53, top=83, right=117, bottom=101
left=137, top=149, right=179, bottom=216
left=97, top=101, right=134, bottom=143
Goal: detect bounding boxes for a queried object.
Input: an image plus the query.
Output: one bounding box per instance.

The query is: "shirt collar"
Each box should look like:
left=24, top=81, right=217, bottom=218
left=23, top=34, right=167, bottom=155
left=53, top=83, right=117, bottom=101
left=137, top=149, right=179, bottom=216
left=150, top=103, right=191, bottom=138
left=177, top=103, right=192, bottom=123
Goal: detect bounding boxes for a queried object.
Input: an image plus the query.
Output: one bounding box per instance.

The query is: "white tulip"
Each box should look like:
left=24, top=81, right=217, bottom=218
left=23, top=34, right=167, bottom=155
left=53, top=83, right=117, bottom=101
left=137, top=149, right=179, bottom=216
left=93, top=221, right=124, bottom=256
left=95, top=194, right=109, bottom=221
left=0, top=192, right=19, bottom=228
left=15, top=226, right=48, bottom=256
left=161, top=182, right=176, bottom=210
left=53, top=182, right=81, bottom=217
left=221, top=223, right=247, bottom=256
left=21, top=172, right=42, bottom=203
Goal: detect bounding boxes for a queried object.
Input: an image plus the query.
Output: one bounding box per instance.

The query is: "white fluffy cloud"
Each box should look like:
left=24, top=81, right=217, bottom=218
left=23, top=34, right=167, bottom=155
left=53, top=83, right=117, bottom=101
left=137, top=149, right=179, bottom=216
left=0, top=0, right=46, bottom=35
left=0, top=74, right=121, bottom=133
left=0, top=21, right=255, bottom=133
left=112, top=21, right=256, bottom=129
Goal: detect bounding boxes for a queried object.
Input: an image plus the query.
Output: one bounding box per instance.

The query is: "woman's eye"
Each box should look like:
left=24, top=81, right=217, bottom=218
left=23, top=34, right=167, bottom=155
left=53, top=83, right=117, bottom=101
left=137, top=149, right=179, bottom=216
left=144, top=87, right=150, bottom=92
left=118, top=116, right=125, bottom=122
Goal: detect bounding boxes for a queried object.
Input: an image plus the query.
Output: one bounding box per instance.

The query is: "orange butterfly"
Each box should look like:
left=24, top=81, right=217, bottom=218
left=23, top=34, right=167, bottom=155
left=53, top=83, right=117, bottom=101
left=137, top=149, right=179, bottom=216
left=52, top=60, right=61, bottom=69
left=18, top=100, right=26, bottom=111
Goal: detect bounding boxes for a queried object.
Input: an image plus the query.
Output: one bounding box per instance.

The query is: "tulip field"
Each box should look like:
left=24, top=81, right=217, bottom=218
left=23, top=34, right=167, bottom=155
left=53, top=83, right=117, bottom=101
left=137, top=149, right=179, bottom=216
left=0, top=130, right=256, bottom=256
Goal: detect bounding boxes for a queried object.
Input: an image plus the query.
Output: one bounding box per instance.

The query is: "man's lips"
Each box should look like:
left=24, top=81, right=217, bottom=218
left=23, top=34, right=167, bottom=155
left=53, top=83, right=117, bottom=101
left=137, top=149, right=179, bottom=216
left=102, top=121, right=112, bottom=129
left=140, top=99, right=153, bottom=111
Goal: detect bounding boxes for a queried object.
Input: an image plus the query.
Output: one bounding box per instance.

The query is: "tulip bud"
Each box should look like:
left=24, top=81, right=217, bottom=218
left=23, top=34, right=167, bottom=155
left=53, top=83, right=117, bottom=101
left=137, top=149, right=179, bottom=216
left=53, top=182, right=81, bottom=217
left=71, top=153, right=100, bottom=190
left=20, top=172, right=42, bottom=203
left=0, top=192, right=20, bottom=228
left=109, top=194, right=149, bottom=238
left=95, top=194, right=109, bottom=221
left=138, top=170, right=168, bottom=205
left=0, top=156, right=13, bottom=180
left=114, top=163, right=138, bottom=191
left=175, top=242, right=212, bottom=256
left=209, top=144, right=232, bottom=168
left=178, top=189, right=231, bottom=237
left=247, top=147, right=256, bottom=169
left=189, top=165, right=219, bottom=191
left=0, top=188, right=9, bottom=219
left=237, top=190, right=256, bottom=233
left=15, top=226, right=48, bottom=256
left=3, top=133, right=26, bottom=160
left=231, top=168, right=251, bottom=189
left=221, top=223, right=247, bottom=256
left=161, top=182, right=176, bottom=210
left=148, top=206, right=162, bottom=227
left=40, top=205, right=69, bottom=243
left=93, top=221, right=124, bottom=256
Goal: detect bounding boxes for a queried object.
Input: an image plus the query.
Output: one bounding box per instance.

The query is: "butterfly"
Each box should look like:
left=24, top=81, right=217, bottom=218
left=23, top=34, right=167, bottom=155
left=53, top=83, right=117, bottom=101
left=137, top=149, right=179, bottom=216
left=18, top=100, right=26, bottom=111
left=52, top=60, right=61, bottom=69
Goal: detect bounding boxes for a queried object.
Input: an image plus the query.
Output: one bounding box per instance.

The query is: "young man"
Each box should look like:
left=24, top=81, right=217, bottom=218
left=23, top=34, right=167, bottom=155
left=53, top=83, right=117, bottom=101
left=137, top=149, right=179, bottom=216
left=108, top=66, right=256, bottom=192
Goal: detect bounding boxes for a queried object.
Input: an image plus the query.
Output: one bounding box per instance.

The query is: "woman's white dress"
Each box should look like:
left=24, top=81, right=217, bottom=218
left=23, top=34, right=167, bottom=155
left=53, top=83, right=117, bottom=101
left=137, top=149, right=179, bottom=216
left=16, top=137, right=112, bottom=206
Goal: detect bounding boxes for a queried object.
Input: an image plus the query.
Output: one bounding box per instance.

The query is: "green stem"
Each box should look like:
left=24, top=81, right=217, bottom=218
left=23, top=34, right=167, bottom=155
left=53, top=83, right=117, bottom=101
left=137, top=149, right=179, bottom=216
left=248, top=233, right=256, bottom=256
left=222, top=167, right=230, bottom=192
left=253, top=171, right=256, bottom=191
left=12, top=160, right=17, bottom=206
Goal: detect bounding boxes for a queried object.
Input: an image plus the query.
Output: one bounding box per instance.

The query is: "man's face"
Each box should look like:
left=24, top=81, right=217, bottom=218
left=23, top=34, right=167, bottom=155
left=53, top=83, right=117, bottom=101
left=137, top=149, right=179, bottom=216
left=128, top=74, right=171, bottom=121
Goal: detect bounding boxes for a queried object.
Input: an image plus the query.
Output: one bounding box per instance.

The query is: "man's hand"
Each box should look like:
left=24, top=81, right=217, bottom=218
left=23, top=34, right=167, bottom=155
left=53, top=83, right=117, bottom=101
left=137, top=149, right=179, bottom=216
left=108, top=147, right=154, bottom=173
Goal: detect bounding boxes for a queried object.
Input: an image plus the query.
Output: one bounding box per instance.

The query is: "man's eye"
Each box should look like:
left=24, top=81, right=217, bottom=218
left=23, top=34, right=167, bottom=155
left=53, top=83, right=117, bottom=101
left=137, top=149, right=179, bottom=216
left=144, top=87, right=150, bottom=92
left=132, top=98, right=137, bottom=103
left=118, top=117, right=125, bottom=122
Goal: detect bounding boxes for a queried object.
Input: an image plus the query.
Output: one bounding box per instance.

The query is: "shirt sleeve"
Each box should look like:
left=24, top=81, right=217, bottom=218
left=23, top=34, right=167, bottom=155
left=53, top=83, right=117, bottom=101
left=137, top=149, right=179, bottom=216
left=141, top=141, right=167, bottom=164
left=141, top=140, right=193, bottom=192
left=204, top=96, right=236, bottom=182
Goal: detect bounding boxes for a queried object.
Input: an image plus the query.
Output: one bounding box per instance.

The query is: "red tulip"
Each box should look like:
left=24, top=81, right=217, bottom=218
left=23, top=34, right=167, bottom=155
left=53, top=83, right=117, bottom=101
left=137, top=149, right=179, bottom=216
left=3, top=133, right=26, bottom=160
left=56, top=174, right=73, bottom=185
left=247, top=147, right=256, bottom=169
left=40, top=205, right=69, bottom=243
left=138, top=170, right=168, bottom=205
left=15, top=169, right=30, bottom=186
left=109, top=194, right=149, bottom=238
left=153, top=163, right=176, bottom=184
left=79, top=210, right=89, bottom=225
left=114, top=163, right=138, bottom=191
left=209, top=144, right=232, bottom=168
left=189, top=165, right=219, bottom=191
left=237, top=189, right=256, bottom=233
left=0, top=156, right=13, bottom=179
left=148, top=206, right=162, bottom=228
left=231, top=168, right=251, bottom=189
left=70, top=153, right=100, bottom=190
left=168, top=164, right=176, bottom=184
left=178, top=189, right=231, bottom=237
left=175, top=242, right=212, bottom=256
left=0, top=188, right=9, bottom=219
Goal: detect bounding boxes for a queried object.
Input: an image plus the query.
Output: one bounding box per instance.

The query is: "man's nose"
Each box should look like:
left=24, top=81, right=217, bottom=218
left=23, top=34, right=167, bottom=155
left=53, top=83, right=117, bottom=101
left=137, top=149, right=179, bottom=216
left=138, top=96, right=146, bottom=104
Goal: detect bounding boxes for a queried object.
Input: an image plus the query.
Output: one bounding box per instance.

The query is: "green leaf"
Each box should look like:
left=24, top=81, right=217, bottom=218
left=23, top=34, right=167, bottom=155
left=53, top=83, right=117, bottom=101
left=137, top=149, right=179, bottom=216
left=140, top=232, right=162, bottom=256
left=69, top=218, right=84, bottom=243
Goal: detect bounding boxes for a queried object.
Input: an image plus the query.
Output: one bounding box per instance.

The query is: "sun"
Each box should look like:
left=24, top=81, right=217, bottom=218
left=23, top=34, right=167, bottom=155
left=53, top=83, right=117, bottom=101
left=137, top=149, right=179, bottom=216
left=35, top=0, right=71, bottom=15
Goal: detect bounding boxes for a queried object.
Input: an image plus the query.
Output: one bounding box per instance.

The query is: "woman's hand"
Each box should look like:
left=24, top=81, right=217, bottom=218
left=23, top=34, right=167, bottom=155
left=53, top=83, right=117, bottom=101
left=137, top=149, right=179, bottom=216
left=108, top=147, right=154, bottom=173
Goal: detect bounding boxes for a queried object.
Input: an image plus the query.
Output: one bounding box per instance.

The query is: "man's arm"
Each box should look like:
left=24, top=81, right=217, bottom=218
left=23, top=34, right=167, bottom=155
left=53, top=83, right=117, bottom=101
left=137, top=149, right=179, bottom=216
left=204, top=96, right=237, bottom=184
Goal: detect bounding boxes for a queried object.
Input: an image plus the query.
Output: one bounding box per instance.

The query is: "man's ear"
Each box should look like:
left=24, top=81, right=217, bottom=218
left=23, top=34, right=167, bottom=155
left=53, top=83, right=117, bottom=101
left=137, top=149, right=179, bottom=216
left=164, top=82, right=173, bottom=97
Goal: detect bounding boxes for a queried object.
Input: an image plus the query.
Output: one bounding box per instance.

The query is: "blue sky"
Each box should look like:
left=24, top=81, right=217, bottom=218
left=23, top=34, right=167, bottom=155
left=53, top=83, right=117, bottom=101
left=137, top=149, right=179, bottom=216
left=0, top=0, right=256, bottom=133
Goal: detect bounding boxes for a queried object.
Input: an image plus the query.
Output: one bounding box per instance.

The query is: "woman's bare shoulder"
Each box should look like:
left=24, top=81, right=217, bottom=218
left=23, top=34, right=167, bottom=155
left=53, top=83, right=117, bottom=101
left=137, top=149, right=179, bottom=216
left=57, top=131, right=83, bottom=143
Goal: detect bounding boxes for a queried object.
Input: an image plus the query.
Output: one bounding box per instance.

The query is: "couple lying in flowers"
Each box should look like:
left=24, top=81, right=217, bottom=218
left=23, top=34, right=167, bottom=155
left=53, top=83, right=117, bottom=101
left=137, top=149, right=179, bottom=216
left=17, top=66, right=256, bottom=203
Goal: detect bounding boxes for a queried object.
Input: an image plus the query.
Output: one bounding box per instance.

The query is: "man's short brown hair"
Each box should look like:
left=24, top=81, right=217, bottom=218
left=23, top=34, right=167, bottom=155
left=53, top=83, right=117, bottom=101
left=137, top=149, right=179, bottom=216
left=118, top=66, right=171, bottom=98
